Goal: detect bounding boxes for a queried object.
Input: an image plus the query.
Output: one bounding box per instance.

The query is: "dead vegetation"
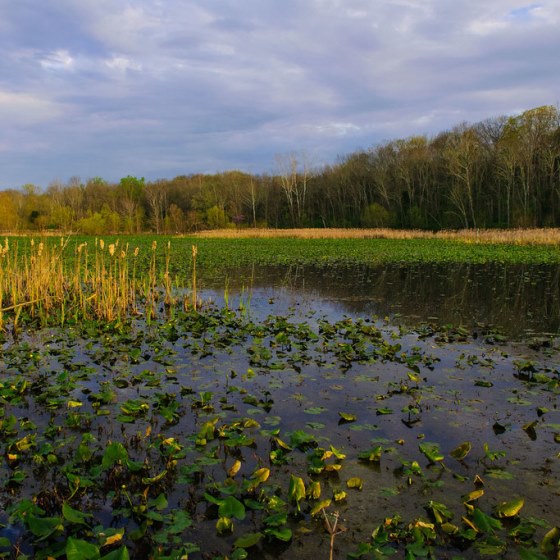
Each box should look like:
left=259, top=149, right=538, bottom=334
left=191, top=227, right=560, bottom=245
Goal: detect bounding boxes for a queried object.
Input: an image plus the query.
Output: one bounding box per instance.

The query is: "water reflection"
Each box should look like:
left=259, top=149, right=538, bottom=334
left=201, top=263, right=560, bottom=338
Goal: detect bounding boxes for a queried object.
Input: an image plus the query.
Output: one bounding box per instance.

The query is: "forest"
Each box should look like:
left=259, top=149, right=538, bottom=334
left=1, top=105, right=559, bottom=234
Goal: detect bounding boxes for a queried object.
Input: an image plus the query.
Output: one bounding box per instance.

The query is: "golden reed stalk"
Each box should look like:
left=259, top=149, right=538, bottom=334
left=0, top=238, right=148, bottom=329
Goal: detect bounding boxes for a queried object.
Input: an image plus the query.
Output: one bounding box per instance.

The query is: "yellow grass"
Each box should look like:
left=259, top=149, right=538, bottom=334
left=192, top=227, right=560, bottom=244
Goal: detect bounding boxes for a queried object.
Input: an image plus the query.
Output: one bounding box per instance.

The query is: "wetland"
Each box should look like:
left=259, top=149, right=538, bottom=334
left=0, top=235, right=559, bottom=560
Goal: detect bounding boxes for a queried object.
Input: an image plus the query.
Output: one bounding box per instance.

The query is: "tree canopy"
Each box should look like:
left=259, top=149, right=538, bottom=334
left=1, top=105, right=559, bottom=233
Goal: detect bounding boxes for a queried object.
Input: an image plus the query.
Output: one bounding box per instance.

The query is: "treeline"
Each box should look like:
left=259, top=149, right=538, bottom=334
left=1, top=105, right=559, bottom=233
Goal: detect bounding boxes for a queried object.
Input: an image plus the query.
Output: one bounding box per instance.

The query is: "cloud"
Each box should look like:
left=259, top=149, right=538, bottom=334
left=0, top=90, right=66, bottom=125
left=38, top=49, right=74, bottom=71
left=104, top=55, right=142, bottom=72
left=0, top=0, right=559, bottom=186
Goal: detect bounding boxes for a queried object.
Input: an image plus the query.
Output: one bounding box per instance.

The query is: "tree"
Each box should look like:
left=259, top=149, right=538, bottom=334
left=501, top=105, right=560, bottom=225
left=117, top=176, right=145, bottom=233
left=206, top=205, right=229, bottom=229
left=444, top=126, right=482, bottom=228
left=145, top=180, right=168, bottom=233
left=276, top=152, right=311, bottom=227
left=362, top=203, right=391, bottom=227
left=0, top=190, right=20, bottom=231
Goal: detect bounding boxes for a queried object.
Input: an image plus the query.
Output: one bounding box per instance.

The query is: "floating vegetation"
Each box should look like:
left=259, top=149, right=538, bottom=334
left=0, top=237, right=558, bottom=559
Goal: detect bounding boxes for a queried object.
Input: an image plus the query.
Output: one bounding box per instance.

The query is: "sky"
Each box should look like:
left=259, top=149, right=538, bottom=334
left=0, top=0, right=559, bottom=189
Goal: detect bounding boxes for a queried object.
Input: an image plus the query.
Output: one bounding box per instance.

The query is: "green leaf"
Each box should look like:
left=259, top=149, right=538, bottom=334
left=518, top=548, right=549, bottom=560
left=427, top=501, right=453, bottom=524
left=475, top=380, right=493, bottom=387
left=101, top=442, right=128, bottom=469
left=264, top=527, right=292, bottom=541
left=495, top=497, right=524, bottom=518
left=305, top=406, right=327, bottom=415
left=419, top=442, right=444, bottom=464
left=541, top=526, right=560, bottom=553
left=66, top=537, right=100, bottom=560
left=471, top=508, right=503, bottom=534
left=289, top=475, right=306, bottom=511
left=219, top=496, right=246, bottom=520
left=450, top=441, right=472, bottom=460
left=166, top=510, right=192, bottom=533
left=150, top=493, right=168, bottom=511
left=142, top=470, right=168, bottom=485
left=485, top=468, right=514, bottom=480
left=264, top=512, right=288, bottom=527
left=288, top=429, right=317, bottom=449
left=234, top=532, right=263, bottom=549
left=27, top=514, right=64, bottom=541
left=231, top=548, right=248, bottom=560
left=203, top=492, right=223, bottom=506
left=474, top=535, right=507, bottom=555
left=329, top=445, right=346, bottom=460
left=100, top=546, right=130, bottom=560
left=376, top=407, right=393, bottom=415
left=338, top=412, right=357, bottom=422
left=62, top=502, right=92, bottom=525
left=358, top=445, right=382, bottom=462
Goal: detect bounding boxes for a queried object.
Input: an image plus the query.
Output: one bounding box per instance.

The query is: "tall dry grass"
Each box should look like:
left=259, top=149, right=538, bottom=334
left=0, top=238, right=199, bottom=331
left=192, top=227, right=560, bottom=244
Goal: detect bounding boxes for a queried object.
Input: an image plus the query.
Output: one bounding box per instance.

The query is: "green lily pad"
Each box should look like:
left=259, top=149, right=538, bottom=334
left=234, top=532, right=263, bottom=549
left=450, top=441, right=472, bottom=460
left=338, top=412, right=357, bottom=423
left=419, top=442, right=444, bottom=464
left=66, top=537, right=99, bottom=560
left=495, top=497, right=524, bottom=518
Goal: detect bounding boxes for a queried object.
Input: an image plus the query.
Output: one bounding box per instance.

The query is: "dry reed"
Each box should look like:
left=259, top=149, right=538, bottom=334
left=0, top=237, right=198, bottom=330
left=191, top=227, right=560, bottom=245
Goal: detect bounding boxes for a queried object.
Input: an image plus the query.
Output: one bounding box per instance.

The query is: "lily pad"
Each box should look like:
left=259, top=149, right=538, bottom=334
left=495, top=497, right=524, bottom=518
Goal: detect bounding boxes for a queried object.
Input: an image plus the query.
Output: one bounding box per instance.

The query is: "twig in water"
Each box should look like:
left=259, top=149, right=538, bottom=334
left=322, top=509, right=346, bottom=560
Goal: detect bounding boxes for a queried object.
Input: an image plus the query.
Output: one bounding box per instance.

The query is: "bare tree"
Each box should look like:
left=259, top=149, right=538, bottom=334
left=444, top=126, right=482, bottom=228
left=275, top=152, right=311, bottom=226
left=145, top=180, right=168, bottom=233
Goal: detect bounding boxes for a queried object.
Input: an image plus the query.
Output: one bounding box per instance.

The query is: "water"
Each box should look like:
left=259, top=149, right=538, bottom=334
left=1, top=262, right=559, bottom=558
left=201, top=262, right=560, bottom=339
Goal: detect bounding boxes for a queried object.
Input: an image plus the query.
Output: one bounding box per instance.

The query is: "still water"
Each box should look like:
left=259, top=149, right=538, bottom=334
left=201, top=263, right=560, bottom=339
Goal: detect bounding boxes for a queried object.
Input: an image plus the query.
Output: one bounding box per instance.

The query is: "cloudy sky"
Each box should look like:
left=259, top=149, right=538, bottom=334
left=0, top=0, right=558, bottom=188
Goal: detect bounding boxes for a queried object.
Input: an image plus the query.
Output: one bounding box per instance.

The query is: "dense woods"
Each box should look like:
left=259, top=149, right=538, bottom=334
left=1, top=105, right=559, bottom=233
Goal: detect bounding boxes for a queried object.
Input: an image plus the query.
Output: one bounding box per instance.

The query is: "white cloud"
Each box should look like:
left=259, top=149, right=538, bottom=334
left=0, top=0, right=559, bottom=186
left=39, top=49, right=74, bottom=71
left=314, top=122, right=361, bottom=136
left=105, top=55, right=142, bottom=72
